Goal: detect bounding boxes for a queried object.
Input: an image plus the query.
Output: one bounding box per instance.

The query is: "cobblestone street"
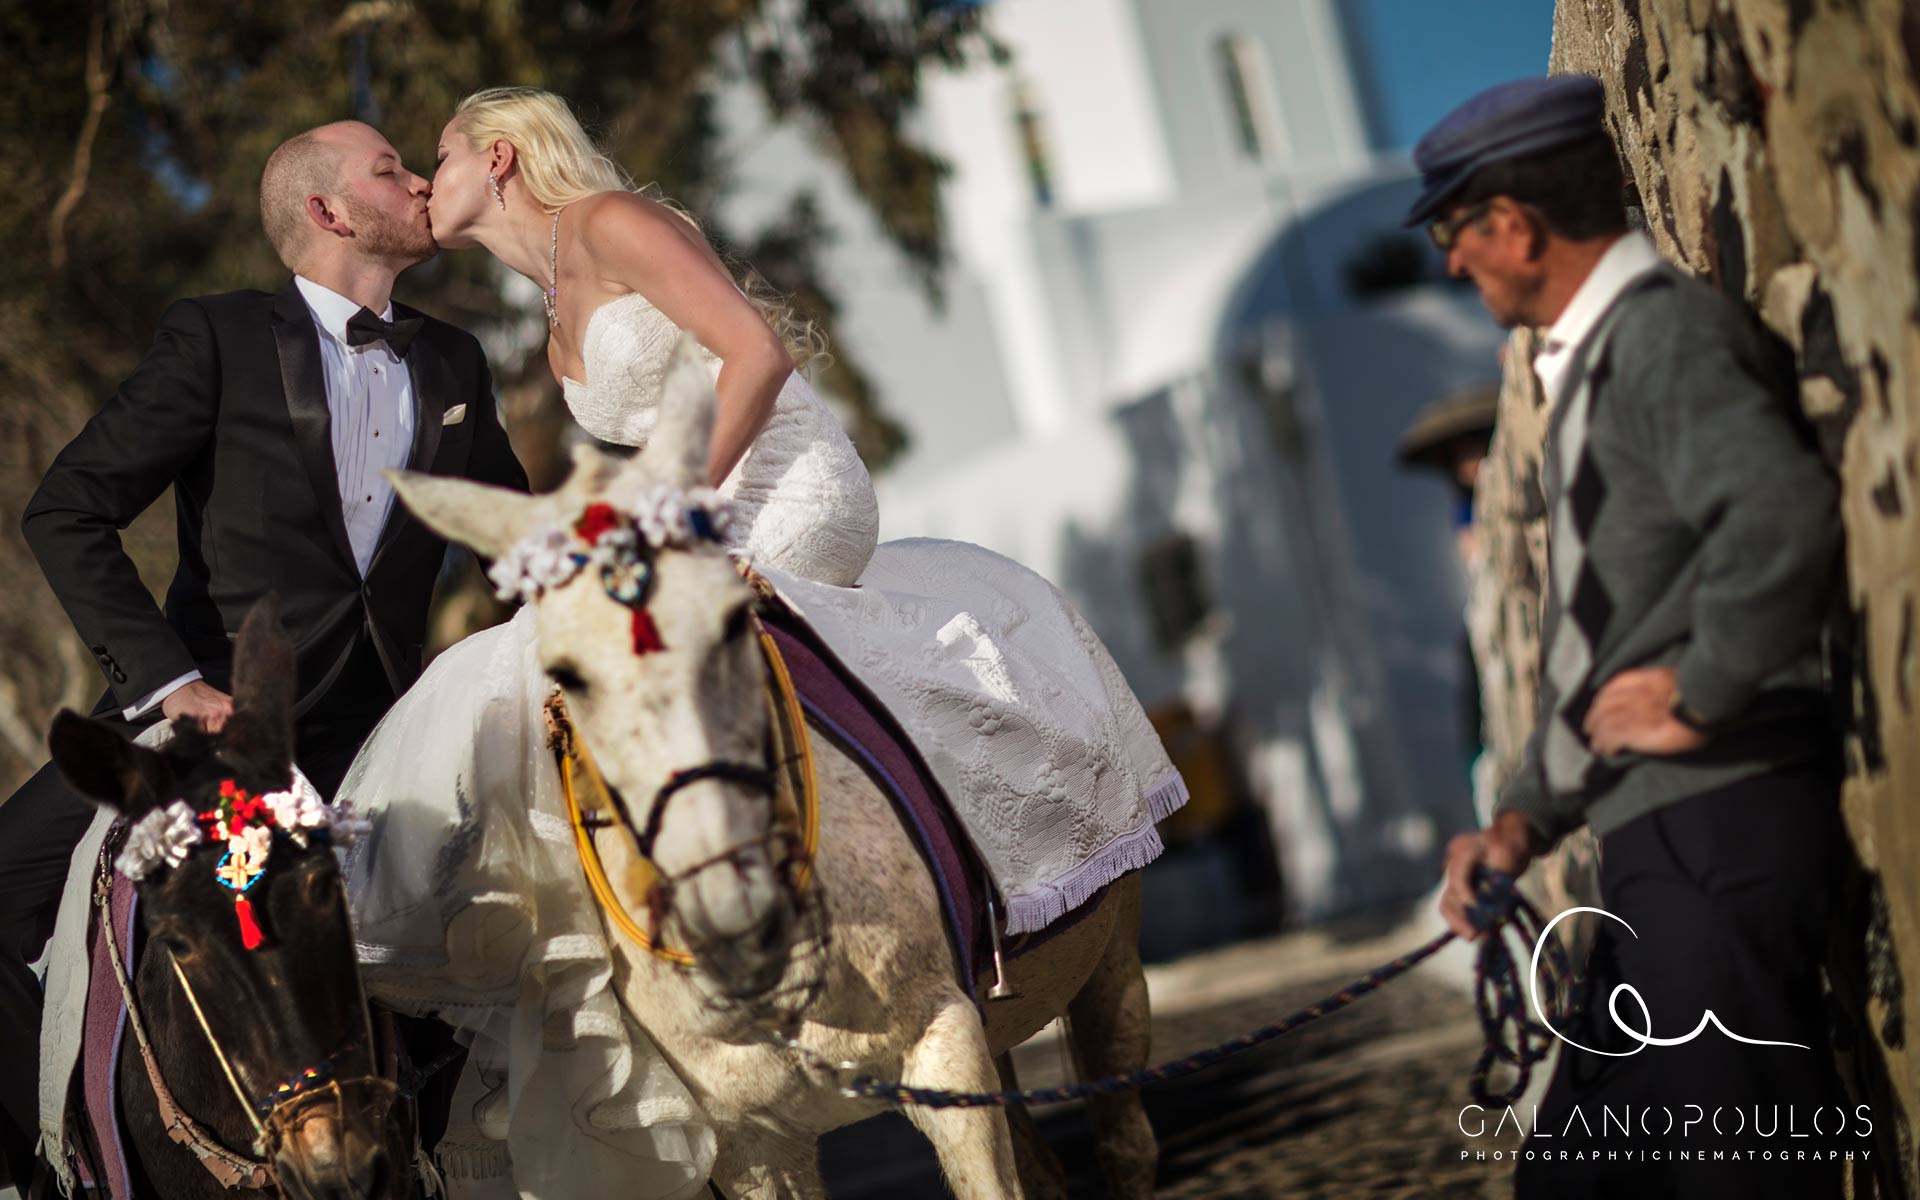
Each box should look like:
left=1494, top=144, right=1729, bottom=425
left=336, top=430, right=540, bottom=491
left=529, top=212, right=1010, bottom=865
left=822, top=905, right=1519, bottom=1198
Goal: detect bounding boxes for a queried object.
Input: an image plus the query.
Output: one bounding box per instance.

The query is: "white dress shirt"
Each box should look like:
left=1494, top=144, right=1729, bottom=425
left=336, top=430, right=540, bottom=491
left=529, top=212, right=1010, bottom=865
left=297, top=275, right=417, bottom=575
left=125, top=276, right=417, bottom=719
left=1531, top=231, right=1664, bottom=406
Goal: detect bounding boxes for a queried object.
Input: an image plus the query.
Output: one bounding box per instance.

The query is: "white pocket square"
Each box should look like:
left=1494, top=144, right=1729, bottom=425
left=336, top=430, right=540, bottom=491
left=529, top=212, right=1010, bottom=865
left=442, top=404, right=467, bottom=426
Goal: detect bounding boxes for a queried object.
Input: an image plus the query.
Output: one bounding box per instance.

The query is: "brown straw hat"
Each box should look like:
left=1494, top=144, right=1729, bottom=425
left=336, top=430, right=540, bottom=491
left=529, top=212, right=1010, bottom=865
left=1395, top=386, right=1499, bottom=472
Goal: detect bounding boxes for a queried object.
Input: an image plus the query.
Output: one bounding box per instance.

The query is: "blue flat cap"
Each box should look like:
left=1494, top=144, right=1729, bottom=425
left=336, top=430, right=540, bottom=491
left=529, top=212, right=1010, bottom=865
left=1403, top=75, right=1606, bottom=227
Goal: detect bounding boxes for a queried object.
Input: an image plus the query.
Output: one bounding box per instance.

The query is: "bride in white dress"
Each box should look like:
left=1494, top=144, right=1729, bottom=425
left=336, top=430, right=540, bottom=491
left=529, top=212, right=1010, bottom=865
left=340, top=87, right=1182, bottom=1200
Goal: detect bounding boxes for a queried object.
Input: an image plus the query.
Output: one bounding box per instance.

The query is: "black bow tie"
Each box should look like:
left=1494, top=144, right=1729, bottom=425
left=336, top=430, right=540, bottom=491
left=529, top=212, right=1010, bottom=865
left=345, top=307, right=424, bottom=358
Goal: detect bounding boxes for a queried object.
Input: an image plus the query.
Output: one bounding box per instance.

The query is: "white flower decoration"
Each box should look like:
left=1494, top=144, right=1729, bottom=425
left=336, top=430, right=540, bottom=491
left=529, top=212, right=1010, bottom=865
left=115, top=769, right=359, bottom=883
left=117, top=801, right=204, bottom=881
left=488, top=489, right=734, bottom=603
left=261, top=773, right=329, bottom=832
left=488, top=525, right=587, bottom=603
left=620, top=483, right=733, bottom=551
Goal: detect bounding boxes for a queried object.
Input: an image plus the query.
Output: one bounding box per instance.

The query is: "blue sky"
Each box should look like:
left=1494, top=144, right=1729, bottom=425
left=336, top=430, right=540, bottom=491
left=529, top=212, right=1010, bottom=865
left=1344, top=0, right=1557, bottom=148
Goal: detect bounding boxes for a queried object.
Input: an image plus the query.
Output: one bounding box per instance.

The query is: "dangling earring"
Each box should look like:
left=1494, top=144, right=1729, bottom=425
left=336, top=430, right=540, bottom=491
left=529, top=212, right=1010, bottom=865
left=489, top=174, right=505, bottom=211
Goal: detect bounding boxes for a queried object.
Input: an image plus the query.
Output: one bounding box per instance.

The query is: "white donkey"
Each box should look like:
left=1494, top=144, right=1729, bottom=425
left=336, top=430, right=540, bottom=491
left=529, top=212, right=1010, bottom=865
left=390, top=343, right=1156, bottom=1200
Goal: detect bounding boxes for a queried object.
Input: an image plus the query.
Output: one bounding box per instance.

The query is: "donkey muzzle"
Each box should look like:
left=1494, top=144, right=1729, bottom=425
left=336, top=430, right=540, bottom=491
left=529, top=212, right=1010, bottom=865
left=269, top=1078, right=400, bottom=1200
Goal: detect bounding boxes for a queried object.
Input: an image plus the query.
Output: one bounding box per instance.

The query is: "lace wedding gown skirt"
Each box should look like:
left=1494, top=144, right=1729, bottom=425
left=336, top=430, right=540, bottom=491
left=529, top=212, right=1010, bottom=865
left=341, top=290, right=1179, bottom=1199
left=342, top=603, right=711, bottom=1199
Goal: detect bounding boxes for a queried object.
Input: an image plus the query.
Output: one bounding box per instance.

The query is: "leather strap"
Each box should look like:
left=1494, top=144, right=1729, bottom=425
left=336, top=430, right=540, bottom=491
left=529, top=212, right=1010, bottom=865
left=94, top=841, right=274, bottom=1191
left=136, top=1041, right=272, bottom=1189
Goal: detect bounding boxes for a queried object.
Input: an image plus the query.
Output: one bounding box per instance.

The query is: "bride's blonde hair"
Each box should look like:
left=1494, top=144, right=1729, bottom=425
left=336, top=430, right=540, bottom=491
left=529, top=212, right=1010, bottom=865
left=453, top=86, right=825, bottom=372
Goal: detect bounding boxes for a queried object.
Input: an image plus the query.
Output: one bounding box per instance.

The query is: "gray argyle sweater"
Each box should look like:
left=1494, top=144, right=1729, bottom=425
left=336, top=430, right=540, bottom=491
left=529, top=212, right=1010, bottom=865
left=1495, top=264, right=1842, bottom=850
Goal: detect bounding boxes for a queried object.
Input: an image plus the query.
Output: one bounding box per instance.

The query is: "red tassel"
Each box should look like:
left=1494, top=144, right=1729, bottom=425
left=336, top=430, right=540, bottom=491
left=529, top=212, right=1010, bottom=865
left=631, top=609, right=666, bottom=655
left=234, top=895, right=263, bottom=950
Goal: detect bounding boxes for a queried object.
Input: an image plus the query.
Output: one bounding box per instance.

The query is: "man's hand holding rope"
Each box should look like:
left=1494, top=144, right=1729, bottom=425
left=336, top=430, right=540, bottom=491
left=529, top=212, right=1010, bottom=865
left=1440, top=811, right=1542, bottom=940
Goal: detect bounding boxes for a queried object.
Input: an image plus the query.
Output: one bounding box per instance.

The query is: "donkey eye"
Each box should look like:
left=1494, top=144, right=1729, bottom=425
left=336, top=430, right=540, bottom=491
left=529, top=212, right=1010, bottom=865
left=549, top=664, right=589, bottom=693
left=151, top=923, right=195, bottom=960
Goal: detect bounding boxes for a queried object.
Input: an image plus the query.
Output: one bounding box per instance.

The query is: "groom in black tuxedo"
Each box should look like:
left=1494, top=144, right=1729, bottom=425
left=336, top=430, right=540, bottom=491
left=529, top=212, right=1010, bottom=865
left=0, top=119, right=528, bottom=1186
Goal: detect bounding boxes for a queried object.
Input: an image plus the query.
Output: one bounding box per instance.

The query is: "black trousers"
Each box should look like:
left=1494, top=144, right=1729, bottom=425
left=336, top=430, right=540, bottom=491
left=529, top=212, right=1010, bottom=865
left=1513, top=761, right=1855, bottom=1199
left=0, top=639, right=393, bottom=1186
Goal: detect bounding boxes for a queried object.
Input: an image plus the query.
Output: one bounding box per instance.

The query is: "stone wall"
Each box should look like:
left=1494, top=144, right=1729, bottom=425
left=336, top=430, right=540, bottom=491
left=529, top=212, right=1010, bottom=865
left=1541, top=1, right=1920, bottom=1191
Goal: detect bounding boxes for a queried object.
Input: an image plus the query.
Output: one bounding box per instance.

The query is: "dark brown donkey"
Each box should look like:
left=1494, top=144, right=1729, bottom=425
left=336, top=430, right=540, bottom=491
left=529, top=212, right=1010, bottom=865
left=47, top=598, right=410, bottom=1200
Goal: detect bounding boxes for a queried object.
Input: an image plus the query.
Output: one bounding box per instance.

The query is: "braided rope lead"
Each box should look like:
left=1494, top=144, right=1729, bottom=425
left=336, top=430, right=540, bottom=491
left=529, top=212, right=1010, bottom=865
left=830, top=868, right=1581, bottom=1111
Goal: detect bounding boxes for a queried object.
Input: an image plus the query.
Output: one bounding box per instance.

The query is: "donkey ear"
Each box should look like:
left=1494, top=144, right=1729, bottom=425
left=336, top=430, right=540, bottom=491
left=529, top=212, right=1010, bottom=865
left=635, top=333, right=716, bottom=488
left=48, top=710, right=175, bottom=820
left=221, top=594, right=295, bottom=784
left=388, top=469, right=542, bottom=560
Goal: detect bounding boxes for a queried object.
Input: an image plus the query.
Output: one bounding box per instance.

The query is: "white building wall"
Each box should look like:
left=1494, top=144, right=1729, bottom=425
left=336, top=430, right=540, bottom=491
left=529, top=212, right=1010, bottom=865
left=975, top=0, right=1177, bottom=213
left=1126, top=0, right=1371, bottom=190
left=710, top=50, right=1024, bottom=479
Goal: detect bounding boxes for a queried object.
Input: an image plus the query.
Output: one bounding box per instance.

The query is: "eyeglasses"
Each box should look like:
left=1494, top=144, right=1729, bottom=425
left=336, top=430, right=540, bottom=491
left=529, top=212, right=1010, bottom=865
left=1428, top=201, right=1493, bottom=251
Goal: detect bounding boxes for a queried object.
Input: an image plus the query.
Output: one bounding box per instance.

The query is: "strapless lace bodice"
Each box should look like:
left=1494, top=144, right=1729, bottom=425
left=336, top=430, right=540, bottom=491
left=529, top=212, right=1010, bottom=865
left=561, top=292, right=878, bottom=586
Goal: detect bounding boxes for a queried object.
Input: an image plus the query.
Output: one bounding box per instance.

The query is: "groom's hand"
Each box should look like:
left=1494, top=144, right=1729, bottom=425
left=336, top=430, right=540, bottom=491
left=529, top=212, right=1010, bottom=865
left=161, top=680, right=234, bottom=733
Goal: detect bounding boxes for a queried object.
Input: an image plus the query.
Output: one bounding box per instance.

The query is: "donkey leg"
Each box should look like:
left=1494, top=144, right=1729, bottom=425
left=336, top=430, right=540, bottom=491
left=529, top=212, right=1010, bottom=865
left=711, top=1127, right=823, bottom=1200
left=996, top=1052, right=1068, bottom=1200
left=899, top=1000, right=1022, bottom=1200
left=1065, top=885, right=1157, bottom=1199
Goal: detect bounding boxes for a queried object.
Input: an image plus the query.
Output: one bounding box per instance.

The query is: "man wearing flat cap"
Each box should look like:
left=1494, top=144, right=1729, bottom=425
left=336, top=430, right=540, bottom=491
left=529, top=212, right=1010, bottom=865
left=1423, top=77, right=1849, bottom=1196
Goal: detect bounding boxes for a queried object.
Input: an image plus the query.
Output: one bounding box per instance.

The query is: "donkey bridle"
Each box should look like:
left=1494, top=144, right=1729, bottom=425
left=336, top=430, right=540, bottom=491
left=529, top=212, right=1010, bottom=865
left=555, top=597, right=829, bottom=1013
left=630, top=760, right=778, bottom=862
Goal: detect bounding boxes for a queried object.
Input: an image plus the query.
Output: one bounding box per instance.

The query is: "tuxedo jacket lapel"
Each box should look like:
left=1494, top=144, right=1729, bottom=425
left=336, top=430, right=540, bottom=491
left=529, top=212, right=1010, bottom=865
left=401, top=313, right=450, bottom=476
left=271, top=282, right=358, bottom=574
